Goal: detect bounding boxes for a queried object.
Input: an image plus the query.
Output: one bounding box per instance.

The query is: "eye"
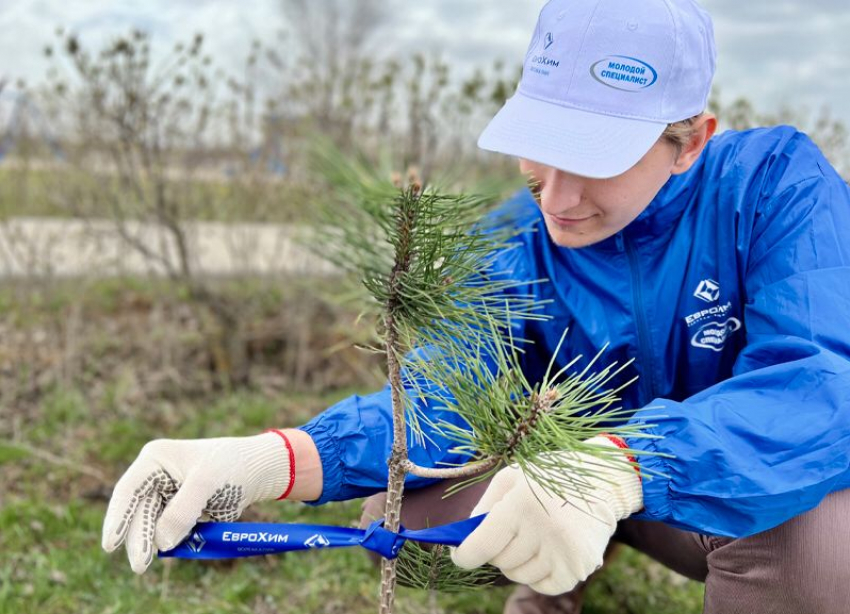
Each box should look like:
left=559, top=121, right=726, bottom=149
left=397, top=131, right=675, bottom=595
left=527, top=177, right=543, bottom=205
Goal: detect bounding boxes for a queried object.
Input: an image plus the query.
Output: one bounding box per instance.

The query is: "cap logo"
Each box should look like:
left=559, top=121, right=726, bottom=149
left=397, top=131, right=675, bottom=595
left=543, top=32, right=554, bottom=50
left=590, top=55, right=658, bottom=92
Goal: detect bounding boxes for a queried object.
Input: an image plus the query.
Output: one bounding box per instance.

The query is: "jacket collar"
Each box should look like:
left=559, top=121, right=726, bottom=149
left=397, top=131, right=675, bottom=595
left=626, top=164, right=700, bottom=244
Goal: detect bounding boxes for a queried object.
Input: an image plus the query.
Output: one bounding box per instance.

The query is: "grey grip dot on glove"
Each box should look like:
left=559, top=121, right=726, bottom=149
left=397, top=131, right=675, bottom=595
left=451, top=436, right=643, bottom=595
left=102, top=432, right=292, bottom=574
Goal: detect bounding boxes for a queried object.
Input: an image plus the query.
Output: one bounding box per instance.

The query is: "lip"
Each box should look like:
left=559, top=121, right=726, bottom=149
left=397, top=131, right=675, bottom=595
left=548, top=213, right=595, bottom=226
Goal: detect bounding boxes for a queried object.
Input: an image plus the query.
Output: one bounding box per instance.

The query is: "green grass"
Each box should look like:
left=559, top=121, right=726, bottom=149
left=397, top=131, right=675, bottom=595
left=1, top=384, right=704, bottom=614
left=2, top=387, right=511, bottom=614
left=0, top=279, right=704, bottom=614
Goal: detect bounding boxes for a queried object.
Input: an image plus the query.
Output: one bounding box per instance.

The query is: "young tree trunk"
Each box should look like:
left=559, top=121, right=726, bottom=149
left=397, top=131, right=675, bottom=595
left=378, top=313, right=408, bottom=614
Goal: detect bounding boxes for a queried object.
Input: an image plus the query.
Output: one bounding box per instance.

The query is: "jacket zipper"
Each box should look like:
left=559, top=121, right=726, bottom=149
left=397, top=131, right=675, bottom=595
left=622, top=234, right=657, bottom=403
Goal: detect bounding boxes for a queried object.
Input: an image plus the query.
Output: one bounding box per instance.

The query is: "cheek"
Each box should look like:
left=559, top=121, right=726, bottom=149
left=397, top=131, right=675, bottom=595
left=592, top=183, right=655, bottom=228
left=593, top=186, right=634, bottom=217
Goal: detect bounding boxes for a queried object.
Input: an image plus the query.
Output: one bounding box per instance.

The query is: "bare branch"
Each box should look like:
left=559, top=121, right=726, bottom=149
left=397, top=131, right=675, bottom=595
left=403, top=457, right=500, bottom=480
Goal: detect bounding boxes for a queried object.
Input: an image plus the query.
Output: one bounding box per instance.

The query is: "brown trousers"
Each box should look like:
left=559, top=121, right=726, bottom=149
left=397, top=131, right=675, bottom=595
left=360, top=478, right=850, bottom=614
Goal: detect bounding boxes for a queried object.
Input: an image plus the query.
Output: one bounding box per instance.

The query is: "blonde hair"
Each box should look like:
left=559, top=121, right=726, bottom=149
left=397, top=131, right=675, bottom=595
left=661, top=113, right=703, bottom=153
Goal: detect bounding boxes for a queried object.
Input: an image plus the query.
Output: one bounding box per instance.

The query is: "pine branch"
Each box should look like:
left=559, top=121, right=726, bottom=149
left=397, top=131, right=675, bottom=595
left=396, top=541, right=500, bottom=593
left=406, top=326, right=660, bottom=501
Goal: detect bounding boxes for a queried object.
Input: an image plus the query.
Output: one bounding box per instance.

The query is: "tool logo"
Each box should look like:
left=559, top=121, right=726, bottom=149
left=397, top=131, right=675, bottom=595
left=222, top=531, right=289, bottom=543
left=187, top=531, right=206, bottom=553
left=304, top=534, right=331, bottom=549
left=544, top=32, right=554, bottom=50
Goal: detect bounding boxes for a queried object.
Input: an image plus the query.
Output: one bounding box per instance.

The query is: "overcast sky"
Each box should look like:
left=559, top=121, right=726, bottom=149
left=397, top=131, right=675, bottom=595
left=0, top=0, right=847, bottom=127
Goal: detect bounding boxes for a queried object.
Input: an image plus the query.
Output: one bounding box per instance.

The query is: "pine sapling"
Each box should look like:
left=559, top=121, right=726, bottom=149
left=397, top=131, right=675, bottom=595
left=309, top=147, right=659, bottom=613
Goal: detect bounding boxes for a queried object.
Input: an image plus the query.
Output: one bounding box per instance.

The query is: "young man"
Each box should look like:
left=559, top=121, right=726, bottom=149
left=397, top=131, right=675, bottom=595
left=102, top=0, right=850, bottom=612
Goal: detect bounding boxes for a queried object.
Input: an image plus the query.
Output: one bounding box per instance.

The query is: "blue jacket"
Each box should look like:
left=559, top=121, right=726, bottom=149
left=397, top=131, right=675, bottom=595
left=300, top=126, right=850, bottom=539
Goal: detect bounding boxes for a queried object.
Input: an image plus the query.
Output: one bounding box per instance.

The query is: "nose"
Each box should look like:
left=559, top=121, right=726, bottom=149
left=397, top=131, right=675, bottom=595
left=539, top=168, right=585, bottom=212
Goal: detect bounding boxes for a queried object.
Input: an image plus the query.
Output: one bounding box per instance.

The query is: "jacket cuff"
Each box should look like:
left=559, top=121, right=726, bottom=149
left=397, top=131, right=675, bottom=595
left=296, top=423, right=344, bottom=506
left=624, top=427, right=673, bottom=523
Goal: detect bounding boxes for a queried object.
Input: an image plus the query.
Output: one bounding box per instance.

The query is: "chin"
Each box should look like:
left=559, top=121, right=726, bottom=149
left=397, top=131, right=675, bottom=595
left=545, top=223, right=605, bottom=249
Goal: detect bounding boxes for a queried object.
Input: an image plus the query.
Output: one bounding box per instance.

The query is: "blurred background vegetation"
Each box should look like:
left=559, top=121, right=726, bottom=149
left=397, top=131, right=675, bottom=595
left=1, top=1, right=847, bottom=612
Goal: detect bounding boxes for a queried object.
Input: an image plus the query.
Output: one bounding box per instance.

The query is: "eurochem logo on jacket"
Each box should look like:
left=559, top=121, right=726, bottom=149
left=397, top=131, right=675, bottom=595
left=694, top=279, right=720, bottom=303
left=685, top=280, right=741, bottom=352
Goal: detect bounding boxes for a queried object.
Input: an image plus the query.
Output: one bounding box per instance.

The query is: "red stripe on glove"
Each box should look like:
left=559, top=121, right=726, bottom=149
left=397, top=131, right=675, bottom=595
left=266, top=429, right=296, bottom=499
left=601, top=434, right=641, bottom=481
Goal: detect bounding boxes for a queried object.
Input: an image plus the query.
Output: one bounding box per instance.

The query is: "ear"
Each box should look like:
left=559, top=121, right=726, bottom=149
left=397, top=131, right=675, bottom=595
left=671, top=113, right=717, bottom=175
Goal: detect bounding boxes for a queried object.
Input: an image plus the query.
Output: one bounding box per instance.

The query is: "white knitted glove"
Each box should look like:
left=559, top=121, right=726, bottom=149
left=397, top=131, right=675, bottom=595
left=102, top=431, right=293, bottom=574
left=451, top=436, right=642, bottom=595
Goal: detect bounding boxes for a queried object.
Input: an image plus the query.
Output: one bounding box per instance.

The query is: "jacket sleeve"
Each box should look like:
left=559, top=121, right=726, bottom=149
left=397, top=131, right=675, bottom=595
left=628, top=156, right=850, bottom=537
left=298, top=196, right=538, bottom=504
left=297, top=384, right=475, bottom=505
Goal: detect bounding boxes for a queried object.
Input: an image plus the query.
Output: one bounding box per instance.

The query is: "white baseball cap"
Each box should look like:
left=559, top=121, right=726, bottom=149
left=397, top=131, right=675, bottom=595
left=479, top=0, right=716, bottom=179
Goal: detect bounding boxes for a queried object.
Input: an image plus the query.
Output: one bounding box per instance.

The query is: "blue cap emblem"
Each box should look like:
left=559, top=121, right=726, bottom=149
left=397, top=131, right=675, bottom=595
left=591, top=55, right=658, bottom=92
